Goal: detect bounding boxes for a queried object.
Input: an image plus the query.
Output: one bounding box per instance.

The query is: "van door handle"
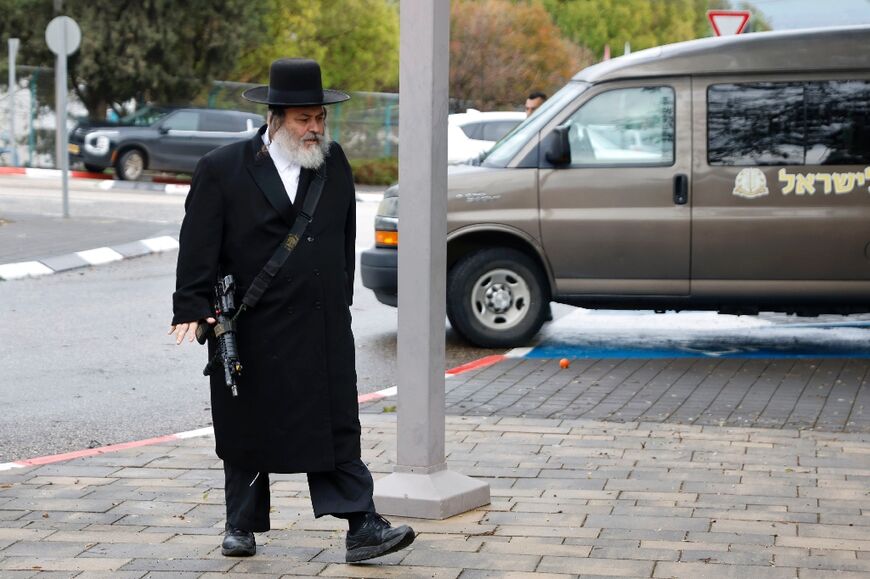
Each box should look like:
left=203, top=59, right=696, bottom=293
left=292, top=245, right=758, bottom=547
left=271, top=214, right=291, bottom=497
left=673, top=174, right=688, bottom=205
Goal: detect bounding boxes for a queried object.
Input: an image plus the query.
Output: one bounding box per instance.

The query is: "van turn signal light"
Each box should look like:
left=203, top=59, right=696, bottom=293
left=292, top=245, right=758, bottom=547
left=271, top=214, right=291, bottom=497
left=375, top=230, right=398, bottom=248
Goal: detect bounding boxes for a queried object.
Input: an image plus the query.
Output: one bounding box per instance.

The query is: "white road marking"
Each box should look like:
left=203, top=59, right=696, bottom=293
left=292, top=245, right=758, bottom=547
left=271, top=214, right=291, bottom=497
left=76, top=247, right=124, bottom=265
left=0, top=261, right=54, bottom=280
left=141, top=236, right=180, bottom=252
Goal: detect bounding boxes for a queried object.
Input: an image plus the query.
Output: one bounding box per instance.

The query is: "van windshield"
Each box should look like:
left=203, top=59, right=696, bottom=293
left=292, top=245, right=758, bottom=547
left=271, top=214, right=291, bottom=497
left=482, top=82, right=588, bottom=168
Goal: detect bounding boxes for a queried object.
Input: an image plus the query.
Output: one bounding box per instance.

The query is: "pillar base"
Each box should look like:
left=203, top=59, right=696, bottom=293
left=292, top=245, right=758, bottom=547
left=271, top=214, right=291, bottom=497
left=373, top=469, right=490, bottom=519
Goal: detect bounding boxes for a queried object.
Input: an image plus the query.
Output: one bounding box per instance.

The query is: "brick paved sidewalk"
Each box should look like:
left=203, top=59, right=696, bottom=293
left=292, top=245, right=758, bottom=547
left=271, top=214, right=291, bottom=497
left=387, top=357, right=870, bottom=433
left=1, top=414, right=869, bottom=578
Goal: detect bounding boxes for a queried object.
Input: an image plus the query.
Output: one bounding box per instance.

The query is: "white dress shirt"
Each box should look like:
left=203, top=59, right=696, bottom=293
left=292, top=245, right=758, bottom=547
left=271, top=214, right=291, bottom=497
left=262, top=131, right=301, bottom=204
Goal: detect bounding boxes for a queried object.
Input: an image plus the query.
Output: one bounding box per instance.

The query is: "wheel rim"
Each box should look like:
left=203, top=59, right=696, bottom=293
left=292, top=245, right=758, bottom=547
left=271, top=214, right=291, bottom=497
left=123, top=152, right=144, bottom=180
left=469, top=267, right=531, bottom=331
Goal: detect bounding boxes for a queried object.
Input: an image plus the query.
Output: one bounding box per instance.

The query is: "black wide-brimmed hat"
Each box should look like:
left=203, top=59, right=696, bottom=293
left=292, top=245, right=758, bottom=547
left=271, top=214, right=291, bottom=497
left=242, top=58, right=350, bottom=106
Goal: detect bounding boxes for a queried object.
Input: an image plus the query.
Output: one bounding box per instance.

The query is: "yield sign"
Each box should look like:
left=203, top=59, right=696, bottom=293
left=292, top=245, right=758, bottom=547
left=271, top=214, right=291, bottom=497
left=707, top=10, right=751, bottom=36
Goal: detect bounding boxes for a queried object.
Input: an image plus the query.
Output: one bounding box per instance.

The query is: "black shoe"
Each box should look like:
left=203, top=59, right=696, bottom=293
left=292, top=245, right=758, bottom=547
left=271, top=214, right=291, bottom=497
left=221, top=524, right=256, bottom=557
left=345, top=512, right=415, bottom=563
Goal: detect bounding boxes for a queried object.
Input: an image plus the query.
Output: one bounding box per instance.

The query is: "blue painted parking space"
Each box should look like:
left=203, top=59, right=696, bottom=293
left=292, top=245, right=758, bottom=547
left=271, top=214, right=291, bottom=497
left=529, top=310, right=870, bottom=359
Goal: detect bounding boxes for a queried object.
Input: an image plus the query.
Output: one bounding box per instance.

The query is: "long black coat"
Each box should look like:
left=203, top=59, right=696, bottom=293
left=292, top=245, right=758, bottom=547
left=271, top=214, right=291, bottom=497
left=172, top=126, right=359, bottom=474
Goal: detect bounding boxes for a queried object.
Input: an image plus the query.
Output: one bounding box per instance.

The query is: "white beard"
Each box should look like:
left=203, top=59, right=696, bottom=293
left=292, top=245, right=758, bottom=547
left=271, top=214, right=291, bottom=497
left=272, top=125, right=331, bottom=169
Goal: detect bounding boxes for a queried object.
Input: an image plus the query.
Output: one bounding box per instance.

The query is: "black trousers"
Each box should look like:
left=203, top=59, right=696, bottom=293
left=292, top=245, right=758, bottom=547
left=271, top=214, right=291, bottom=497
left=224, top=458, right=376, bottom=532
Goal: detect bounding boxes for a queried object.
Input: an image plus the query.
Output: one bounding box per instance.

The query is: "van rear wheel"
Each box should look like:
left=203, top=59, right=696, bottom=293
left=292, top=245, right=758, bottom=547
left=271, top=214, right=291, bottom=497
left=447, top=248, right=548, bottom=348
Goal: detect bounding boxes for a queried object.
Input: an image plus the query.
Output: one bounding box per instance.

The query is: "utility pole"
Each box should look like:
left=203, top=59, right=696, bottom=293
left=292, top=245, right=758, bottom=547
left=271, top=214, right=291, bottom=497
left=373, top=0, right=490, bottom=519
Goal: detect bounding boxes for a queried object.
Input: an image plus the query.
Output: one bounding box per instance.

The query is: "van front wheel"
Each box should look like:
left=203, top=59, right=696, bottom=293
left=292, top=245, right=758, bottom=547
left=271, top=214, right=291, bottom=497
left=447, top=248, right=548, bottom=348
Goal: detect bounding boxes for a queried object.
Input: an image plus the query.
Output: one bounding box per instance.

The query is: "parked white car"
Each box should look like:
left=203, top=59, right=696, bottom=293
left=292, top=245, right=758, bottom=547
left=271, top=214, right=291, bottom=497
left=447, top=109, right=525, bottom=164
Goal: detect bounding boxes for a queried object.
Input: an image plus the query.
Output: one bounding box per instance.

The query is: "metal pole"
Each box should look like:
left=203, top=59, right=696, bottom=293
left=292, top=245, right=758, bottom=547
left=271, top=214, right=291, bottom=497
left=332, top=102, right=342, bottom=144
left=8, top=38, right=19, bottom=166
left=373, top=0, right=489, bottom=519
left=383, top=103, right=393, bottom=158
left=45, top=15, right=79, bottom=217
left=56, top=53, right=69, bottom=217
left=396, top=0, right=449, bottom=471
left=29, top=70, right=39, bottom=166
left=207, top=85, right=218, bottom=109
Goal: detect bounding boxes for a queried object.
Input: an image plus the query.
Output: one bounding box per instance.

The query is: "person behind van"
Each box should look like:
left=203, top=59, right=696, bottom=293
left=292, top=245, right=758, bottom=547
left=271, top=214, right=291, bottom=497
left=525, top=91, right=547, bottom=117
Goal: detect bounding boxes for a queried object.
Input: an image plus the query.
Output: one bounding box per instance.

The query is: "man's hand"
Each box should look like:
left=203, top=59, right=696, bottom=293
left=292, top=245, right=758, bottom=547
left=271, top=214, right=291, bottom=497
left=169, top=317, right=216, bottom=345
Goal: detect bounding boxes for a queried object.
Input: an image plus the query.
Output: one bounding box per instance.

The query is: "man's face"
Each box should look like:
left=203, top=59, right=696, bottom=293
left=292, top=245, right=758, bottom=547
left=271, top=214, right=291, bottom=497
left=284, top=105, right=326, bottom=148
left=524, top=97, right=545, bottom=117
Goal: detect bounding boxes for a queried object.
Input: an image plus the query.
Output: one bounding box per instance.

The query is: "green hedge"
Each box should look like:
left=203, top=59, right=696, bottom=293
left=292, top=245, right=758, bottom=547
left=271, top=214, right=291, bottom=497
left=349, top=157, right=398, bottom=186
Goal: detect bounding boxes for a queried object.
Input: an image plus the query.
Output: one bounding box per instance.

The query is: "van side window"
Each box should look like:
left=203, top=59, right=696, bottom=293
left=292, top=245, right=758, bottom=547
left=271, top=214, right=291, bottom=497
left=708, top=80, right=870, bottom=166
left=708, top=83, right=803, bottom=165
left=806, top=81, right=870, bottom=165
left=565, top=86, right=675, bottom=166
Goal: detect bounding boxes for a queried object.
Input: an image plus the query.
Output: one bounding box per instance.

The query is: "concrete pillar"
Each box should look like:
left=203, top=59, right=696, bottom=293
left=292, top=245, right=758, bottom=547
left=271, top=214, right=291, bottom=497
left=373, top=0, right=490, bottom=519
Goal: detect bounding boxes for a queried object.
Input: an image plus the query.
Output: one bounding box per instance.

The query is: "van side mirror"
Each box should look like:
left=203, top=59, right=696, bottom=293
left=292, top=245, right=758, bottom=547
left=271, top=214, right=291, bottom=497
left=158, top=125, right=169, bottom=135
left=544, top=125, right=571, bottom=166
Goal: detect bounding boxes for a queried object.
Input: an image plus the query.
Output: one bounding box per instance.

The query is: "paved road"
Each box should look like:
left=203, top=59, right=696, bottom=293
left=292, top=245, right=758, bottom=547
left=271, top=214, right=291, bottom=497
left=3, top=174, right=869, bottom=462
left=0, top=177, right=496, bottom=462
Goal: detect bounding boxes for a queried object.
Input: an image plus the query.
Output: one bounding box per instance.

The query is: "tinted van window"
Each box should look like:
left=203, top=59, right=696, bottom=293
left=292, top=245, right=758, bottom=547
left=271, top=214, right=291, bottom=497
left=566, top=86, right=675, bottom=166
left=708, top=80, right=870, bottom=166
left=806, top=81, right=870, bottom=165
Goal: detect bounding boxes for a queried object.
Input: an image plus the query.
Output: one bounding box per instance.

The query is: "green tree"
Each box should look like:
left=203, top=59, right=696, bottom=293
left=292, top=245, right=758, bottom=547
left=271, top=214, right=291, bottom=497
left=542, top=0, right=771, bottom=60
left=0, top=0, right=57, bottom=75
left=1, top=0, right=262, bottom=118
left=233, top=0, right=400, bottom=93
left=736, top=2, right=773, bottom=32
left=450, top=0, right=593, bottom=110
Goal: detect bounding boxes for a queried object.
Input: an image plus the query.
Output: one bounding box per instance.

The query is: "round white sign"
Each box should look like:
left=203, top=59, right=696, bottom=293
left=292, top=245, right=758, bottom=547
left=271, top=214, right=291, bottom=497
left=45, top=16, right=81, bottom=56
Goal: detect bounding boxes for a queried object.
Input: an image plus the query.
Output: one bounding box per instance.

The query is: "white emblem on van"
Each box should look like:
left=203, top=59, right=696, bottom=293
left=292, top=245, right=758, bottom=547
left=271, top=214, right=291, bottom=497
left=779, top=167, right=870, bottom=195
left=456, top=191, right=502, bottom=203
left=732, top=168, right=769, bottom=199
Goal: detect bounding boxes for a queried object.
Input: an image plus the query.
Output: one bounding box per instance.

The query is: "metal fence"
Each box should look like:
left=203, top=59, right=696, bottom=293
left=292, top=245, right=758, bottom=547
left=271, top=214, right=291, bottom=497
left=0, top=73, right=400, bottom=169
left=0, top=66, right=73, bottom=168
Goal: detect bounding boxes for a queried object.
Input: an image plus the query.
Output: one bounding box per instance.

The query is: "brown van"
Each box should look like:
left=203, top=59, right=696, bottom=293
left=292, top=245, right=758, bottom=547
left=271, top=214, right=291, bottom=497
left=361, top=25, right=870, bottom=347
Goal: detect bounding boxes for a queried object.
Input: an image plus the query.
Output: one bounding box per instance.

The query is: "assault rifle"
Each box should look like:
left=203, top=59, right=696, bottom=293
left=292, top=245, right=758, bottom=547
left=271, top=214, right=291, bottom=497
left=196, top=274, right=243, bottom=397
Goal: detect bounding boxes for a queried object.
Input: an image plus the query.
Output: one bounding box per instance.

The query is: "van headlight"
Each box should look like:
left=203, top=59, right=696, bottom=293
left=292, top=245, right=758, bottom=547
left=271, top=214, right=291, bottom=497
left=84, top=131, right=117, bottom=156
left=375, top=195, right=398, bottom=248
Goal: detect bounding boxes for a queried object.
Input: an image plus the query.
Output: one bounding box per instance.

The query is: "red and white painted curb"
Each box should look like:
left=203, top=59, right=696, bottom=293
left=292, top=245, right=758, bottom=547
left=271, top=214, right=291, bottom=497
left=0, top=167, right=375, bottom=198
left=0, top=166, right=191, bottom=194
left=0, top=166, right=114, bottom=181
left=357, top=347, right=531, bottom=405
left=0, top=348, right=531, bottom=471
left=0, top=427, right=213, bottom=472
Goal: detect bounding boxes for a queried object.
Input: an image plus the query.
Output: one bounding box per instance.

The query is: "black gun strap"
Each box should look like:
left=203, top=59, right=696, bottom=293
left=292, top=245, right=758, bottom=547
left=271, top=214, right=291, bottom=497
left=240, top=169, right=327, bottom=310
